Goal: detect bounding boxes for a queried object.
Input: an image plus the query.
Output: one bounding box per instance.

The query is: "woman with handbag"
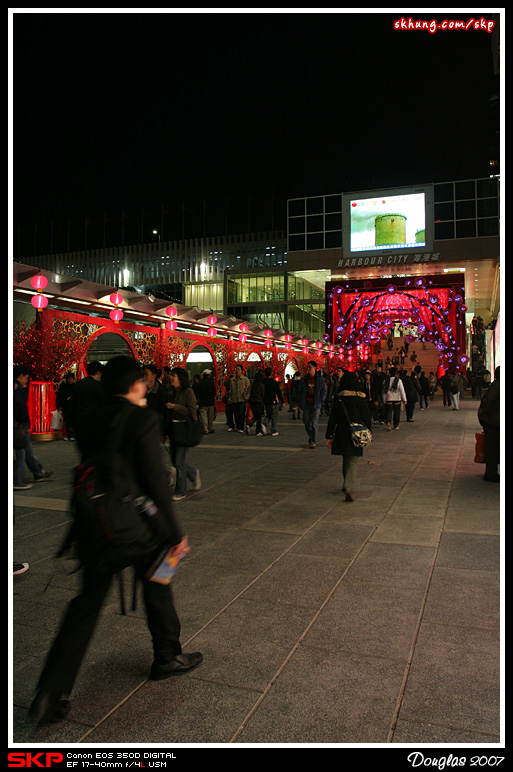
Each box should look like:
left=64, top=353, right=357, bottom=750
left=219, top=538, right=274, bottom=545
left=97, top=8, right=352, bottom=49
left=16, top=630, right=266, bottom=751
left=326, top=372, right=372, bottom=501
left=165, top=368, right=201, bottom=501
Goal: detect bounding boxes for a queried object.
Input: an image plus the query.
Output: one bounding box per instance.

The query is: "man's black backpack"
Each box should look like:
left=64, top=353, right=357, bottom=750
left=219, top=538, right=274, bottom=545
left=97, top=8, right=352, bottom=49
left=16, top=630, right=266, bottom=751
left=61, top=410, right=162, bottom=571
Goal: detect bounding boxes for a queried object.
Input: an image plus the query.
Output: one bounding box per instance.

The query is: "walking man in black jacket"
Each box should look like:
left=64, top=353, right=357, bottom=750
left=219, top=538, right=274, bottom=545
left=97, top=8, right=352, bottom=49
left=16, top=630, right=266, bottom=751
left=29, top=357, right=202, bottom=729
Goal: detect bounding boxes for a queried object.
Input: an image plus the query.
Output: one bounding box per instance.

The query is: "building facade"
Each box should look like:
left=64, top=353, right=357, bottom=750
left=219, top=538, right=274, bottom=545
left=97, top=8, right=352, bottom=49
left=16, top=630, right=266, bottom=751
left=16, top=176, right=500, bottom=371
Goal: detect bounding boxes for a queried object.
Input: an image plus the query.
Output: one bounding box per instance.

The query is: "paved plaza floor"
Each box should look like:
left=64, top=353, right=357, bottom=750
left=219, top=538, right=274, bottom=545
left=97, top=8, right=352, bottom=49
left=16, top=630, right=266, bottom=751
left=10, top=395, right=503, bottom=748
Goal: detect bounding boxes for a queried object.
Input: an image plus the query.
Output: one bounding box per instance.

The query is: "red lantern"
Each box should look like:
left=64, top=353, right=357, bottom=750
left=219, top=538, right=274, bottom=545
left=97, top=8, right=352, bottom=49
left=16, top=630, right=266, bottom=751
left=109, top=308, right=124, bottom=323
left=207, top=315, right=217, bottom=326
left=301, top=338, right=309, bottom=347
left=284, top=334, right=292, bottom=342
left=30, top=274, right=49, bottom=311
left=31, top=294, right=48, bottom=311
left=264, top=329, right=272, bottom=338
left=30, top=274, right=48, bottom=291
left=316, top=341, right=323, bottom=350
left=165, top=305, right=177, bottom=318
left=207, top=327, right=217, bottom=337
left=239, top=323, right=248, bottom=333
left=238, top=334, right=247, bottom=343
left=109, top=290, right=124, bottom=323
left=166, top=319, right=178, bottom=331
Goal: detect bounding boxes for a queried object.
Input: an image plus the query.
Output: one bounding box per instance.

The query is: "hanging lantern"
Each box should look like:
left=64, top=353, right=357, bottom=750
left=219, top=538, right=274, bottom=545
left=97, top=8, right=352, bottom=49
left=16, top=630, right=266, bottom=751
left=206, top=314, right=217, bottom=338
left=31, top=294, right=48, bottom=311
left=285, top=343, right=292, bottom=351
left=30, top=274, right=49, bottom=312
left=109, top=308, right=124, bottom=323
left=301, top=338, right=309, bottom=347
left=239, top=323, right=248, bottom=333
left=31, top=274, right=48, bottom=291
left=284, top=334, right=292, bottom=342
left=238, top=334, right=247, bottom=343
left=264, top=329, right=273, bottom=338
left=109, top=290, right=124, bottom=324
left=165, top=304, right=178, bottom=332
left=315, top=341, right=323, bottom=350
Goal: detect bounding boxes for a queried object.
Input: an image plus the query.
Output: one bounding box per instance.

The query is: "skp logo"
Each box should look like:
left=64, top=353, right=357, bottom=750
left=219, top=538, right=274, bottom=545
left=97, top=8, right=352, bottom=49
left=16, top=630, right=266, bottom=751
left=8, top=754, right=64, bottom=767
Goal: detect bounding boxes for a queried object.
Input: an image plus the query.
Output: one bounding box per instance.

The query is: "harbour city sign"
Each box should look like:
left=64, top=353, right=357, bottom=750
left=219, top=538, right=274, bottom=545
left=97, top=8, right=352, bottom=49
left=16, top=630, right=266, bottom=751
left=338, top=252, right=441, bottom=269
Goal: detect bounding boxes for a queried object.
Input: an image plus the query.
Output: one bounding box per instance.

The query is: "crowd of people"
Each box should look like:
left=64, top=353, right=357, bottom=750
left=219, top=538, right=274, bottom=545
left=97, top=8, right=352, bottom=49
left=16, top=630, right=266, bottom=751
left=12, top=351, right=500, bottom=728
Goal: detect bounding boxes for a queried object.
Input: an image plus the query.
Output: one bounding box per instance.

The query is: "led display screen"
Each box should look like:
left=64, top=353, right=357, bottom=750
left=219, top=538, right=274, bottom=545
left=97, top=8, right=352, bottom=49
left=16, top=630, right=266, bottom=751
left=342, top=185, right=433, bottom=257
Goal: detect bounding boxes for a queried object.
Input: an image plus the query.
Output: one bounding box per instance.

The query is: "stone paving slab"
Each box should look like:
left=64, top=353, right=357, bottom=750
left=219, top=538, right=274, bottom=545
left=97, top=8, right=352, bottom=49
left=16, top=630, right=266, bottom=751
left=10, top=396, right=503, bottom=747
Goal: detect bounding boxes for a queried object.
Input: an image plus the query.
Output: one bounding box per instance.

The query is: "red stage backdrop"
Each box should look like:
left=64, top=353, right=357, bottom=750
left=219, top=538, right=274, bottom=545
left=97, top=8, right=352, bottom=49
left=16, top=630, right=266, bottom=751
left=326, top=274, right=468, bottom=372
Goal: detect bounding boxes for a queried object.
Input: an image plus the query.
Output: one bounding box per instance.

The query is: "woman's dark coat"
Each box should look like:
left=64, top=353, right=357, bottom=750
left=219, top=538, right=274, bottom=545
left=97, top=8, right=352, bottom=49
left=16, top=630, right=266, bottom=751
left=326, top=387, right=372, bottom=458
left=400, top=374, right=419, bottom=403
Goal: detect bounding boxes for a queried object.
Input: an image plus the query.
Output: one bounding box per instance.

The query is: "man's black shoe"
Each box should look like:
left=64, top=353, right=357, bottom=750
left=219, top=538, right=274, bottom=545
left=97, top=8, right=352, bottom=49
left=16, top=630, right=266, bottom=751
left=29, top=690, right=71, bottom=727
left=150, top=652, right=203, bottom=680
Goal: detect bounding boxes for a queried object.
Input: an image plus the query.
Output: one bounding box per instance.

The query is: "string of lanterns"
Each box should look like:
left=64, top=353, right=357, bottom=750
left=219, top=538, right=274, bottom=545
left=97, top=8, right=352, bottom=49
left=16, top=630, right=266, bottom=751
left=165, top=305, right=178, bottom=330
left=207, top=315, right=217, bottom=337
left=109, top=291, right=124, bottom=323
left=30, top=274, right=49, bottom=311
left=238, top=323, right=248, bottom=343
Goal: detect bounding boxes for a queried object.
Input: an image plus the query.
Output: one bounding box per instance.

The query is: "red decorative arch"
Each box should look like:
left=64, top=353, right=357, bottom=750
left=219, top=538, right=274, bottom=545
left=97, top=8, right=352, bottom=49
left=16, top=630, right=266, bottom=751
left=78, top=326, right=138, bottom=377
left=185, top=339, right=218, bottom=382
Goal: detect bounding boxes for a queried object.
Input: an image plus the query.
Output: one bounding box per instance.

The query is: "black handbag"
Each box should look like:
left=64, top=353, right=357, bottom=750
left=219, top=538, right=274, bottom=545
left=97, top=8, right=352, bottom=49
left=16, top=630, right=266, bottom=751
left=170, top=418, right=204, bottom=447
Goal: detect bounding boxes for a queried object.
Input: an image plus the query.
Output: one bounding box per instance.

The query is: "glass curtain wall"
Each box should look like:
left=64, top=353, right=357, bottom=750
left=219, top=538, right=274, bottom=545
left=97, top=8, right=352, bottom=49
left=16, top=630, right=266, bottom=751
left=226, top=270, right=327, bottom=338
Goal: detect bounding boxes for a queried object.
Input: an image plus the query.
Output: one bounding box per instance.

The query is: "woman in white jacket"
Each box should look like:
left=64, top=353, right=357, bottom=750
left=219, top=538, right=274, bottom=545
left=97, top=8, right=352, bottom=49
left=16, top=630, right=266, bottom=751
left=382, top=367, right=407, bottom=431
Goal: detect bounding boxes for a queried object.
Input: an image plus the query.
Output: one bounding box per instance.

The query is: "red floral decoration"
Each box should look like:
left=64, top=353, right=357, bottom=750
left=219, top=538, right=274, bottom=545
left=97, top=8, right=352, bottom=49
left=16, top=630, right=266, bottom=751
left=13, top=320, right=88, bottom=382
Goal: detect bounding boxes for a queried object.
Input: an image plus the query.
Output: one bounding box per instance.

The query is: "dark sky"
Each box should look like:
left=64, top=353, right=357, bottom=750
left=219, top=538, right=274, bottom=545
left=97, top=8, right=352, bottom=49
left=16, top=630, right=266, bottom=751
left=12, top=10, right=500, bottom=254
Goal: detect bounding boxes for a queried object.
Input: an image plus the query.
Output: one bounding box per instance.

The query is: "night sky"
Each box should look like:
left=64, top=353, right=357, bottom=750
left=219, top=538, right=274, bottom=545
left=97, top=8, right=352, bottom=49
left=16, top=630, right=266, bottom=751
left=12, top=10, right=500, bottom=255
